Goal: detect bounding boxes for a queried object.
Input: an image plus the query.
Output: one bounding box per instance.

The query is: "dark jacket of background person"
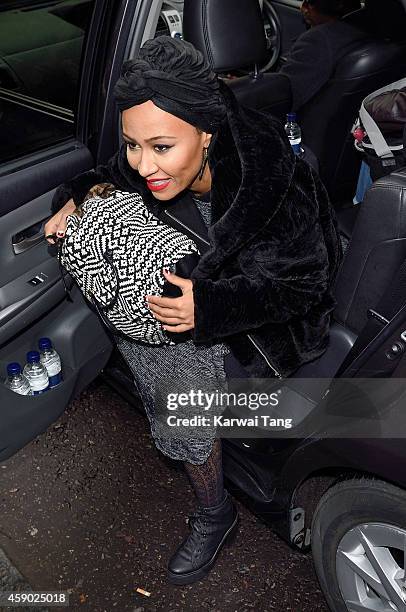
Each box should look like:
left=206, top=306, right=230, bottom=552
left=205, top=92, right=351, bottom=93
left=52, top=87, right=343, bottom=378
left=279, top=19, right=369, bottom=111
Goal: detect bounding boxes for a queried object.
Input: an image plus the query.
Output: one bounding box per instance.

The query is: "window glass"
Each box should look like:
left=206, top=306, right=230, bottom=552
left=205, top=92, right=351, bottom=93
left=0, top=0, right=95, bottom=164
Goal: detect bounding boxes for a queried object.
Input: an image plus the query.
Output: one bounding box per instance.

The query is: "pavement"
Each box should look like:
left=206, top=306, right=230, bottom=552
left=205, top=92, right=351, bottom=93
left=0, top=379, right=329, bottom=612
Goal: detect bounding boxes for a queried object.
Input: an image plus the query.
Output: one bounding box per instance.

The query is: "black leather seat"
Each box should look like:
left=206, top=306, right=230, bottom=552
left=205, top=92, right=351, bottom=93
left=182, top=0, right=292, bottom=118
left=183, top=0, right=406, bottom=202
left=223, top=170, right=406, bottom=429
left=265, top=169, right=406, bottom=425
left=334, top=169, right=406, bottom=337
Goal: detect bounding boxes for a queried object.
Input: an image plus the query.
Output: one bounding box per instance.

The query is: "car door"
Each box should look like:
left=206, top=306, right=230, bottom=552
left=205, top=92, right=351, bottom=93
left=0, top=0, right=141, bottom=462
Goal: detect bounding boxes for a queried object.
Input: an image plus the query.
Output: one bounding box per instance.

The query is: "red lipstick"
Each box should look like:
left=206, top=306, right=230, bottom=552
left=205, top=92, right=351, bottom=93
left=146, top=178, right=172, bottom=192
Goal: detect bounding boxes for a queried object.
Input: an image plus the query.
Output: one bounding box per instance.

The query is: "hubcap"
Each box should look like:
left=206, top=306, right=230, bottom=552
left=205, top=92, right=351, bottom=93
left=336, top=523, right=406, bottom=611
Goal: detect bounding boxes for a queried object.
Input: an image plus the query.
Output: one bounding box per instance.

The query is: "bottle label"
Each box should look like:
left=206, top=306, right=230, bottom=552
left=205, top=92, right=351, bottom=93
left=42, top=356, right=61, bottom=377
left=48, top=373, right=62, bottom=388
left=27, top=373, right=49, bottom=392
left=290, top=138, right=301, bottom=146
left=12, top=385, right=31, bottom=396
left=292, top=143, right=302, bottom=155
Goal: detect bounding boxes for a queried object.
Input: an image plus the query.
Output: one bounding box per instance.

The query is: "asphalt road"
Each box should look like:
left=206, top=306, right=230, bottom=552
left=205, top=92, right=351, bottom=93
left=0, top=379, right=329, bottom=612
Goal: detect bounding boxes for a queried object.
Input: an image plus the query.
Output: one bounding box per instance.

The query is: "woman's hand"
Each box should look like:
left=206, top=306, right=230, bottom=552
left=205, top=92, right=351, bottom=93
left=44, top=199, right=76, bottom=243
left=146, top=270, right=195, bottom=332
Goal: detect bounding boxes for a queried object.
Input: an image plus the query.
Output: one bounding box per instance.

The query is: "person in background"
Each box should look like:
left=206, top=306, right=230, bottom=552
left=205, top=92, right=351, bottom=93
left=279, top=0, right=365, bottom=111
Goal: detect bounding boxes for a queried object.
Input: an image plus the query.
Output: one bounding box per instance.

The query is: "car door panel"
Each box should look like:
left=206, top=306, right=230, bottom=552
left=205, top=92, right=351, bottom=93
left=0, top=143, right=93, bottom=217
left=0, top=370, right=78, bottom=462
left=0, top=142, right=95, bottom=338
left=0, top=0, right=140, bottom=459
left=0, top=165, right=113, bottom=460
left=0, top=148, right=112, bottom=456
left=0, top=285, right=112, bottom=462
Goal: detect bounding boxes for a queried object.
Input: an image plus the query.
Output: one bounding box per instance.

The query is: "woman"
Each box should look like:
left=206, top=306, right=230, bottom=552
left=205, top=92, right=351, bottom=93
left=45, top=36, right=342, bottom=585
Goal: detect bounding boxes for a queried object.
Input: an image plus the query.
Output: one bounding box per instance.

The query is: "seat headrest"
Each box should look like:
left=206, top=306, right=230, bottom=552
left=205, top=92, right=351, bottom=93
left=182, top=0, right=269, bottom=73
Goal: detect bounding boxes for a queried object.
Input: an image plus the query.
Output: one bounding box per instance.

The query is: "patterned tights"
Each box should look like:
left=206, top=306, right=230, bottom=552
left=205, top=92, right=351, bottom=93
left=183, top=439, right=225, bottom=508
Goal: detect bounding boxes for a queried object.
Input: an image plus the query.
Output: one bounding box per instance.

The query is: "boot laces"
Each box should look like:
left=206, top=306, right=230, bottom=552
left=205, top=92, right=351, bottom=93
left=187, top=511, right=211, bottom=555
left=188, top=510, right=209, bottom=536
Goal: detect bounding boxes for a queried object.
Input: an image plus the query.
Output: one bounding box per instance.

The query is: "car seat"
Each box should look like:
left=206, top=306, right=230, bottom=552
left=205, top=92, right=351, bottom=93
left=183, top=0, right=292, bottom=118
left=282, top=168, right=406, bottom=426
left=234, top=168, right=406, bottom=428
left=184, top=0, right=406, bottom=421
left=183, top=0, right=406, bottom=203
left=299, top=0, right=406, bottom=202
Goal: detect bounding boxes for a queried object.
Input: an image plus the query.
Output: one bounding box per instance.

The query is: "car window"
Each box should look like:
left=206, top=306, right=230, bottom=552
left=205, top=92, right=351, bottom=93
left=0, top=0, right=95, bottom=164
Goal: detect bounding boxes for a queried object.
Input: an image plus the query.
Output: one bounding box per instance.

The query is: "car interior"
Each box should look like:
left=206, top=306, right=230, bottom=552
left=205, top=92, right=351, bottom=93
left=100, top=0, right=406, bottom=446
left=172, top=0, right=406, bottom=444
left=2, top=1, right=406, bottom=609
left=1, top=0, right=406, bottom=497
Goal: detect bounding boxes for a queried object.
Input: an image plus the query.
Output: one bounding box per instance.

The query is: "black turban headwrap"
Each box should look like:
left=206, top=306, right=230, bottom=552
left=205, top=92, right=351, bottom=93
left=113, top=36, right=227, bottom=133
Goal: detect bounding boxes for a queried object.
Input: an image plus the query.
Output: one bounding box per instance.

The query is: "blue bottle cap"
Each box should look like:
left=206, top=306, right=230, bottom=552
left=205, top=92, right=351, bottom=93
left=38, top=337, right=52, bottom=350
left=7, top=362, right=21, bottom=376
left=287, top=112, right=297, bottom=122
left=27, top=351, right=40, bottom=363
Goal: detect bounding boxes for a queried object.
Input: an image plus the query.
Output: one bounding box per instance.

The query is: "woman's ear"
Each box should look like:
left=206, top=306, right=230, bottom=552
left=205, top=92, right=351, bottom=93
left=203, top=133, right=213, bottom=149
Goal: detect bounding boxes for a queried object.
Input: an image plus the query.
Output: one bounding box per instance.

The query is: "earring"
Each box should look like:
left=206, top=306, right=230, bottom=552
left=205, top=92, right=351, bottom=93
left=198, top=147, right=208, bottom=181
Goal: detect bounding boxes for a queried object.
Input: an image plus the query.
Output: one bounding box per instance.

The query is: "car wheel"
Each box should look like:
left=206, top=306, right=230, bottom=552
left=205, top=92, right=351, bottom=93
left=311, top=478, right=406, bottom=612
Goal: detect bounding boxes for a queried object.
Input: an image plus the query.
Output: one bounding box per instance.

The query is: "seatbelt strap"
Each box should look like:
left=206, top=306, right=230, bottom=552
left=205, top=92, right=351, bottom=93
left=359, top=76, right=406, bottom=159
left=337, top=255, right=406, bottom=375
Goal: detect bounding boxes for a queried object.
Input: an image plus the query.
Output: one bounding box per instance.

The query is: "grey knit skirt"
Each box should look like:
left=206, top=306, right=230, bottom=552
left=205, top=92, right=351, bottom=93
left=115, top=336, right=229, bottom=464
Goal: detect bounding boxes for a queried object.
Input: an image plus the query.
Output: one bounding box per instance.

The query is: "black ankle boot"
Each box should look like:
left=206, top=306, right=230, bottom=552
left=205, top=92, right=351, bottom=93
left=167, top=490, right=238, bottom=585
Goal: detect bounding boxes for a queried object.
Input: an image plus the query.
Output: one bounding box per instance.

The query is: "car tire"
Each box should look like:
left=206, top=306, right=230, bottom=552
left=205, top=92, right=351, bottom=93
left=311, top=478, right=406, bottom=612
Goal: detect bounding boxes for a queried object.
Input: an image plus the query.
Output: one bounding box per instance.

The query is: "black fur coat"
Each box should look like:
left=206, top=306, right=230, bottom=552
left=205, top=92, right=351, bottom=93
left=52, top=86, right=342, bottom=378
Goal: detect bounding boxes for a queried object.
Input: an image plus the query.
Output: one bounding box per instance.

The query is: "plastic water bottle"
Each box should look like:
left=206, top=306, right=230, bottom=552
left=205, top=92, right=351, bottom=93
left=38, top=338, right=62, bottom=388
left=4, top=363, right=32, bottom=395
left=23, top=351, right=49, bottom=395
left=284, top=112, right=304, bottom=157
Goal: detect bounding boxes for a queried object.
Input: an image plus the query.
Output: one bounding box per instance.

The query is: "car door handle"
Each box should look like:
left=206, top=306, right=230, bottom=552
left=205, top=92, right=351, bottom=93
left=12, top=221, right=46, bottom=254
